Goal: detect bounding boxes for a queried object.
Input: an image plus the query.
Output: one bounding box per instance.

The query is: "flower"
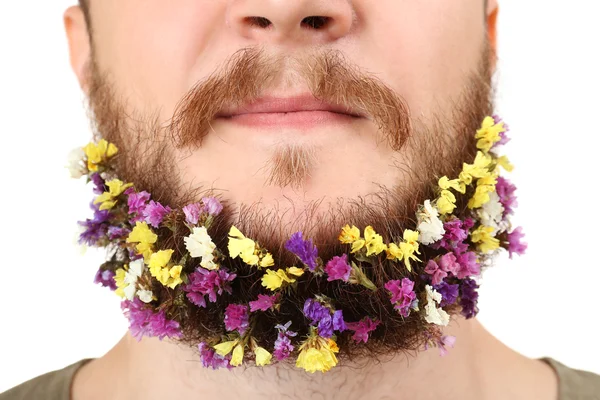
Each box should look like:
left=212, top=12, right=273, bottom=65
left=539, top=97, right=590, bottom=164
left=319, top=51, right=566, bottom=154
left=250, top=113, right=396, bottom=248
left=231, top=344, right=244, bottom=366
left=228, top=226, right=260, bottom=266
left=184, top=267, right=236, bottom=307
left=107, top=226, right=130, bottom=240
left=303, top=298, right=345, bottom=338
left=496, top=176, right=517, bottom=216
left=67, top=147, right=86, bottom=178
left=78, top=203, right=111, bottom=246
left=90, top=173, right=107, bottom=194
left=213, top=340, right=238, bottom=357
left=261, top=268, right=303, bottom=291
left=254, top=347, right=272, bottom=366
left=386, top=230, right=421, bottom=271
left=137, top=290, right=154, bottom=303
left=346, top=317, right=380, bottom=344
left=93, top=179, right=133, bottom=211
left=506, top=226, right=527, bottom=258
left=83, top=139, right=118, bottom=172
left=468, top=175, right=497, bottom=209
left=416, top=200, right=446, bottom=245
left=123, top=259, right=145, bottom=301
left=148, top=250, right=183, bottom=288
left=455, top=251, right=481, bottom=279
left=296, top=334, right=339, bottom=373
left=478, top=192, right=505, bottom=233
left=143, top=200, right=172, bottom=228
left=459, top=278, right=480, bottom=319
left=274, top=321, right=297, bottom=361
left=338, top=225, right=361, bottom=244
left=324, top=254, right=352, bottom=282
left=363, top=226, right=387, bottom=256
left=127, top=191, right=151, bottom=222
left=126, top=222, right=158, bottom=260
left=475, top=116, right=505, bottom=153
left=198, top=342, right=231, bottom=370
left=121, top=298, right=182, bottom=341
left=182, top=203, right=202, bottom=225
left=94, top=269, right=117, bottom=290
left=425, top=334, right=457, bottom=357
left=385, top=278, right=418, bottom=317
left=434, top=218, right=473, bottom=253
left=424, top=260, right=448, bottom=286
left=461, top=151, right=493, bottom=184
left=433, top=281, right=459, bottom=307
left=184, top=226, right=217, bottom=270
left=224, top=304, right=249, bottom=335
left=203, top=196, right=223, bottom=216
left=439, top=176, right=466, bottom=194
left=424, top=285, right=450, bottom=326
left=470, top=225, right=500, bottom=254
left=249, top=293, right=280, bottom=312
left=436, top=190, right=457, bottom=215
left=285, top=232, right=319, bottom=271
left=114, top=268, right=127, bottom=298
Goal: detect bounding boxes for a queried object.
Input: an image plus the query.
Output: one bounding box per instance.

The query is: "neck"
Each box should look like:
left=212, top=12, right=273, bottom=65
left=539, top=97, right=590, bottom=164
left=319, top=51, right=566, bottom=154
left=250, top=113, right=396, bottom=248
left=71, top=317, right=555, bottom=400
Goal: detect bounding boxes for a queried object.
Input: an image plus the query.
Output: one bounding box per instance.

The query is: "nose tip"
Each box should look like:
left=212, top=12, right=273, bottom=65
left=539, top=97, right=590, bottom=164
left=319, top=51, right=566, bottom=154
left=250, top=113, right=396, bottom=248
left=228, top=0, right=354, bottom=45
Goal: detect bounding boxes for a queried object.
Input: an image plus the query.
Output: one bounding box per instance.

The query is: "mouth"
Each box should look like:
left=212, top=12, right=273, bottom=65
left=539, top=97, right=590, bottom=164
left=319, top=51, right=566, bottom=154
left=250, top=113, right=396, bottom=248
left=215, top=94, right=365, bottom=129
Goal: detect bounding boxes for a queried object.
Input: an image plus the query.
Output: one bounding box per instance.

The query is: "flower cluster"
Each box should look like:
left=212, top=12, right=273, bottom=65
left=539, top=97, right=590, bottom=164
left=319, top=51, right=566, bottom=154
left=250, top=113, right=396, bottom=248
left=74, top=116, right=526, bottom=373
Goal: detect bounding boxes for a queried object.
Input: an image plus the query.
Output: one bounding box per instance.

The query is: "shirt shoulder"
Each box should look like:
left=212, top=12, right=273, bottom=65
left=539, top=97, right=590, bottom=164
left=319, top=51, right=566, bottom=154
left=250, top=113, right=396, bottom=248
left=0, top=359, right=93, bottom=400
left=542, top=358, right=600, bottom=400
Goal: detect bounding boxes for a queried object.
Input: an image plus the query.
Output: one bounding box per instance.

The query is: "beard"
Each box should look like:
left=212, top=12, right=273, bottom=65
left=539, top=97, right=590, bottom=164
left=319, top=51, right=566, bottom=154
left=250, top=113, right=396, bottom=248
left=84, top=43, right=494, bottom=361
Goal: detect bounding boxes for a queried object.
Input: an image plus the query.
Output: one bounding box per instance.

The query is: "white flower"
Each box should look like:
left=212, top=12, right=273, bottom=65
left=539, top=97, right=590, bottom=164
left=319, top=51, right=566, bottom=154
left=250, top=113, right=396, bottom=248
left=478, top=192, right=505, bottom=235
left=66, top=147, right=86, bottom=179
left=124, top=259, right=145, bottom=300
left=184, top=226, right=218, bottom=270
left=424, top=285, right=450, bottom=326
left=137, top=290, right=154, bottom=303
left=417, top=200, right=445, bottom=245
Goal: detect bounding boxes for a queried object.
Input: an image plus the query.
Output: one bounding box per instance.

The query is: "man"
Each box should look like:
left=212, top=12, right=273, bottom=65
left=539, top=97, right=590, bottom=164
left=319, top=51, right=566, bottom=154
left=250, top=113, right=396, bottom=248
left=2, top=1, right=599, bottom=399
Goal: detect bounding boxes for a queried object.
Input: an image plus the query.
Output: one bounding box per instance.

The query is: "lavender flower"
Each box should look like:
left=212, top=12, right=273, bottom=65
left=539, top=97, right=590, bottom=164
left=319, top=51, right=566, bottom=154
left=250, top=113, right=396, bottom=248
left=198, top=342, right=231, bottom=370
left=121, top=298, right=182, bottom=341
left=433, top=281, right=459, bottom=307
left=183, top=203, right=202, bottom=225
left=184, top=267, right=236, bottom=308
left=285, top=232, right=318, bottom=271
left=424, top=260, right=448, bottom=286
left=143, top=200, right=172, bottom=228
left=94, top=269, right=117, bottom=290
left=107, top=226, right=130, bottom=240
left=346, top=317, right=380, bottom=344
left=78, top=203, right=111, bottom=246
left=274, top=321, right=297, bottom=361
left=224, top=304, right=249, bottom=335
left=202, top=196, right=223, bottom=216
left=455, top=251, right=480, bottom=279
left=90, top=173, right=106, bottom=194
left=459, top=278, right=480, bottom=319
left=434, top=218, right=474, bottom=253
left=303, top=298, right=345, bottom=338
left=127, top=191, right=151, bottom=222
left=303, top=298, right=331, bottom=324
left=325, top=254, right=352, bottom=282
left=249, top=293, right=280, bottom=312
left=384, top=278, right=418, bottom=318
left=492, top=115, right=510, bottom=148
left=507, top=227, right=527, bottom=258
left=496, top=176, right=517, bottom=216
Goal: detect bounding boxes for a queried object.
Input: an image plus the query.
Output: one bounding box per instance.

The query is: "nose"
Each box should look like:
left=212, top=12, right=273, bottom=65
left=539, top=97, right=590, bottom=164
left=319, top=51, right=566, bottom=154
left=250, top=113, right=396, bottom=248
left=228, top=0, right=354, bottom=45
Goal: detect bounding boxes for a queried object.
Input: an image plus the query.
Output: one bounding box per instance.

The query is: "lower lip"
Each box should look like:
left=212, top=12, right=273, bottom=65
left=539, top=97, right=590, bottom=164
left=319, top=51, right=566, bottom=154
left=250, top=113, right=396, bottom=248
left=217, top=111, right=360, bottom=129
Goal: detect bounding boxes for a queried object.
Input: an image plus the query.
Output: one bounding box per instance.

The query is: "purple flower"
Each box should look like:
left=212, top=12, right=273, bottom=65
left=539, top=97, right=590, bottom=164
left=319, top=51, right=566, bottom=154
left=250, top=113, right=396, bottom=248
left=249, top=293, right=280, bottom=312
left=438, top=253, right=460, bottom=275
left=274, top=321, right=297, bottom=361
left=121, top=298, right=182, bottom=341
left=143, top=200, right=172, bottom=228
left=78, top=203, right=111, bottom=246
left=346, top=317, right=380, bottom=344
left=384, top=278, right=418, bottom=318
left=333, top=310, right=347, bottom=332
left=325, top=254, right=352, bottom=282
left=303, top=298, right=330, bottom=324
left=107, top=226, right=130, bottom=240
left=424, top=260, right=448, bottom=286
left=303, top=298, right=345, bottom=338
left=184, top=267, right=236, bottom=308
left=183, top=203, right=202, bottom=225
left=224, top=304, right=249, bottom=335
left=198, top=342, right=231, bottom=370
left=438, top=335, right=457, bottom=357
left=127, top=191, right=151, bottom=222
left=94, top=269, right=117, bottom=290
left=492, top=115, right=510, bottom=148
left=202, top=197, right=223, bottom=216
left=434, top=218, right=473, bottom=253
left=433, top=281, right=459, bottom=307
left=90, top=173, right=106, bottom=194
left=507, top=227, right=527, bottom=258
left=285, top=232, right=318, bottom=271
left=459, top=278, right=480, bottom=319
left=455, top=251, right=481, bottom=279
left=496, top=176, right=517, bottom=216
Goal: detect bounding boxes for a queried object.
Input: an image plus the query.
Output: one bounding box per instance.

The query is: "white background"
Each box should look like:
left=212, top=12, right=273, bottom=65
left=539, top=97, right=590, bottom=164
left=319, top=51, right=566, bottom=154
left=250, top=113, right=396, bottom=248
left=1, top=1, right=599, bottom=392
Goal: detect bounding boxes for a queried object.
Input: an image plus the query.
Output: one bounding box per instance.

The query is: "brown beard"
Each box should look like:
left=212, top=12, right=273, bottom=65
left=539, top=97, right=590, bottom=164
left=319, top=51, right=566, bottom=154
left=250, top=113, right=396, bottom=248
left=85, top=44, right=494, bottom=361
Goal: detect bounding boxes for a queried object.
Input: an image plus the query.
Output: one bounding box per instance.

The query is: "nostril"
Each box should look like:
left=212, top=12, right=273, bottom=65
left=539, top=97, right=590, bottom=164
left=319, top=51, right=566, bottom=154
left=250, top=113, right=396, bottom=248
left=244, top=16, right=273, bottom=29
left=301, top=16, right=331, bottom=30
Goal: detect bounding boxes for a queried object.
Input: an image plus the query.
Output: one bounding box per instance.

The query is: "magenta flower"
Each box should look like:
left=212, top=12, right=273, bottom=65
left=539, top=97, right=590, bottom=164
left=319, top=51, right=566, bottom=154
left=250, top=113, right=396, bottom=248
left=325, top=254, right=352, bottom=282
left=183, top=203, right=202, bottom=225
left=184, top=267, right=236, bottom=308
left=198, top=342, right=232, bottom=370
left=385, top=278, right=418, bottom=318
left=202, top=197, right=223, bottom=216
left=438, top=253, right=460, bottom=275
left=107, top=226, right=130, bottom=240
left=434, top=218, right=473, bottom=253
left=424, top=260, right=448, bottom=286
left=143, top=200, right=172, bottom=228
left=459, top=278, right=480, bottom=319
left=121, top=298, right=182, bottom=341
left=285, top=232, right=319, bottom=271
left=249, top=293, right=280, bottom=312
left=127, top=191, right=151, bottom=222
left=303, top=298, right=346, bottom=338
left=455, top=251, right=480, bottom=279
left=346, top=317, right=380, bottom=344
left=273, top=321, right=297, bottom=361
left=496, top=176, right=517, bottom=216
left=507, top=227, right=527, bottom=258
left=94, top=269, right=117, bottom=290
left=224, top=304, right=249, bottom=335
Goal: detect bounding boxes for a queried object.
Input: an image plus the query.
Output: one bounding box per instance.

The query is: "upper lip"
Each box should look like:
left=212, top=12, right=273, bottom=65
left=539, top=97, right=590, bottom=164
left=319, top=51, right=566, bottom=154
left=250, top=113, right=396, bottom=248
left=216, top=94, right=365, bottom=118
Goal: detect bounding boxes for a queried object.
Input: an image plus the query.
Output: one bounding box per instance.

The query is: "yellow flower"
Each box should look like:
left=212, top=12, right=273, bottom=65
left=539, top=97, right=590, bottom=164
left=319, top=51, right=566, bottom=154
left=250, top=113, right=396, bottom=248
left=147, top=250, right=183, bottom=288
left=471, top=226, right=500, bottom=253
left=351, top=239, right=366, bottom=253
left=364, top=226, right=387, bottom=256
left=436, top=189, right=457, bottom=215
left=286, top=266, right=305, bottom=277
left=166, top=264, right=183, bottom=289
left=261, top=269, right=297, bottom=291
left=438, top=176, right=466, bottom=194
left=214, top=340, right=238, bottom=357
left=228, top=226, right=260, bottom=266
left=231, top=343, right=245, bottom=367
left=83, top=139, right=118, bottom=172
left=338, top=225, right=361, bottom=244
left=296, top=335, right=339, bottom=373
left=126, top=222, right=158, bottom=260
left=254, top=347, right=272, bottom=366
left=475, top=116, right=505, bottom=153
left=386, top=243, right=402, bottom=260
left=93, top=179, right=133, bottom=210
left=148, top=249, right=174, bottom=275
left=259, top=253, right=275, bottom=268
left=468, top=175, right=497, bottom=209
left=461, top=151, right=493, bottom=184
left=497, top=155, right=514, bottom=172
left=114, top=268, right=127, bottom=298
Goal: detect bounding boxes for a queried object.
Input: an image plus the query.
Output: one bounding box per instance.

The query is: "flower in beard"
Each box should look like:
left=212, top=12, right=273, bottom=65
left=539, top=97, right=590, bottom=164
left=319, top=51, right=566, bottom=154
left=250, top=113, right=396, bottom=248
left=127, top=190, right=151, bottom=223
left=433, top=280, right=459, bottom=307
left=459, top=278, right=480, bottom=319
left=78, top=203, right=111, bottom=246
left=424, top=285, right=450, bottom=326
left=90, top=173, right=106, bottom=194
left=94, top=269, right=117, bottom=290
left=385, top=278, right=418, bottom=317
left=143, top=200, right=172, bottom=228
left=249, top=293, right=280, bottom=312
left=202, top=196, right=223, bottom=216
left=107, top=226, right=130, bottom=240
left=121, top=298, right=182, bottom=341
left=224, top=304, right=250, bottom=335
left=184, top=267, right=236, bottom=308
left=285, top=231, right=319, bottom=271
left=496, top=176, right=517, bottom=216
left=183, top=203, right=202, bottom=225
left=417, top=200, right=446, bottom=245
left=455, top=251, right=480, bottom=279
left=273, top=321, right=297, bottom=361
left=434, top=218, right=474, bottom=253
left=303, top=298, right=346, bottom=338
left=346, top=317, right=380, bottom=344
left=506, top=227, right=527, bottom=258
left=324, top=254, right=352, bottom=282
left=198, top=342, right=231, bottom=370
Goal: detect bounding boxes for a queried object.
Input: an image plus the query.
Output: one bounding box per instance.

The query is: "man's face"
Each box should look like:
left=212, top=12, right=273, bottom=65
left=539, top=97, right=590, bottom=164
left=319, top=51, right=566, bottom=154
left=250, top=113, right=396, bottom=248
left=69, top=0, right=496, bottom=239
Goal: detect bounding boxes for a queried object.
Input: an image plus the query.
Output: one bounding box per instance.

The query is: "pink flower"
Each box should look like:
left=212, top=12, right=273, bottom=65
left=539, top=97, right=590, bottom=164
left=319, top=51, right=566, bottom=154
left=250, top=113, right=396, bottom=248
left=183, top=203, right=202, bottom=225
left=202, top=197, right=223, bottom=216
left=455, top=251, right=480, bottom=279
left=384, top=278, right=417, bottom=318
left=346, top=317, right=380, bottom=343
left=424, top=260, right=448, bottom=286
left=224, top=304, right=249, bottom=335
left=507, top=227, right=527, bottom=258
left=143, top=200, right=172, bottom=228
left=438, top=253, right=460, bottom=275
left=249, top=293, right=280, bottom=312
left=325, top=254, right=352, bottom=282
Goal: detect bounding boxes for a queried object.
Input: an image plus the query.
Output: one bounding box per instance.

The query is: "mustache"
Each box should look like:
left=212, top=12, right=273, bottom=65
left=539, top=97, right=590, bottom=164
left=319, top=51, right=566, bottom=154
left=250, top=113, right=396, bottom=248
left=168, top=48, right=412, bottom=151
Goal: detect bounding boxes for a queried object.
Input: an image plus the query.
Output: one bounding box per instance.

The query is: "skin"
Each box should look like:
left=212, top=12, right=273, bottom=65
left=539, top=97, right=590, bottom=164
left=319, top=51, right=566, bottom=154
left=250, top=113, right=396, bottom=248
left=63, top=1, right=558, bottom=399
